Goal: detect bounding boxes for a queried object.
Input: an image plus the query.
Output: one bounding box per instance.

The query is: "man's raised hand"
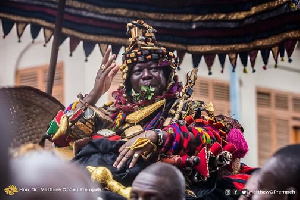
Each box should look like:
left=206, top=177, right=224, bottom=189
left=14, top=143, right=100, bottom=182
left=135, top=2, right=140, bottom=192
left=84, top=47, right=119, bottom=105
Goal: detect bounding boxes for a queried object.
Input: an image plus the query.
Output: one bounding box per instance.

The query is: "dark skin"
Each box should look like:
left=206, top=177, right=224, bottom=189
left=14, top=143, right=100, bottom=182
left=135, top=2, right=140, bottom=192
left=113, top=61, right=168, bottom=169
left=130, top=163, right=185, bottom=200
left=82, top=47, right=119, bottom=106
left=82, top=51, right=168, bottom=169
left=130, top=172, right=169, bottom=200
left=130, top=61, right=167, bottom=96
left=84, top=52, right=193, bottom=169
left=111, top=60, right=196, bottom=169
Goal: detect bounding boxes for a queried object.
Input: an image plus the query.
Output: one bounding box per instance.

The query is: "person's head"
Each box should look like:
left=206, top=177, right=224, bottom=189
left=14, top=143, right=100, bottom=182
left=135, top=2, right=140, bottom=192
left=128, top=60, right=172, bottom=96
left=10, top=149, right=98, bottom=200
left=120, top=20, right=178, bottom=99
left=130, top=162, right=185, bottom=200
left=240, top=144, right=300, bottom=200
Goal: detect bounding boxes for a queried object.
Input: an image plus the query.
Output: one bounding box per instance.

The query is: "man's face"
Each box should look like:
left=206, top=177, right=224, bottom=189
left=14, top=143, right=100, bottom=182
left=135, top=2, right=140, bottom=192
left=130, top=172, right=168, bottom=200
left=130, top=61, right=167, bottom=96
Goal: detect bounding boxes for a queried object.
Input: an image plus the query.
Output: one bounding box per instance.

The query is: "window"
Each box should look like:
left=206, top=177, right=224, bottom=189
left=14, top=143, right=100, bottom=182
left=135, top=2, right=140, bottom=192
left=16, top=62, right=64, bottom=104
left=192, top=77, right=230, bottom=116
left=256, top=88, right=300, bottom=166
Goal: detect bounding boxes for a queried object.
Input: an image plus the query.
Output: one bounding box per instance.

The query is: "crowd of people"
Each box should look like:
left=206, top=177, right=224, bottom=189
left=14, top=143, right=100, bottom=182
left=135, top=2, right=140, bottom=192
left=4, top=20, right=299, bottom=200
left=7, top=143, right=299, bottom=200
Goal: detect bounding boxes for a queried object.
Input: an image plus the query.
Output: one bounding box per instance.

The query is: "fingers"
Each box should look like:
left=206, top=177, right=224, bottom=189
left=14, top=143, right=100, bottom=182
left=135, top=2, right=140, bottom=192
left=101, top=47, right=116, bottom=73
left=108, top=64, right=120, bottom=78
left=102, top=47, right=111, bottom=65
left=106, top=54, right=116, bottom=69
left=116, top=151, right=133, bottom=169
left=129, top=153, right=140, bottom=168
left=114, top=141, right=156, bottom=169
left=119, top=144, right=126, bottom=153
left=114, top=148, right=142, bottom=169
left=102, top=62, right=117, bottom=77
left=94, top=63, right=119, bottom=95
left=113, top=147, right=129, bottom=168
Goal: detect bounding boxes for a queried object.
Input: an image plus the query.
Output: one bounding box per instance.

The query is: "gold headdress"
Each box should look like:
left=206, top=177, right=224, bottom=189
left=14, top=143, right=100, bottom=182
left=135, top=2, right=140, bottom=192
left=119, top=20, right=179, bottom=95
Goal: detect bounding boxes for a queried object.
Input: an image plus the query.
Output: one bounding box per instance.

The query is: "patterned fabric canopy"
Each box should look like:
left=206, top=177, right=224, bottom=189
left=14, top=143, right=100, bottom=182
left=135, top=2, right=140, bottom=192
left=1, top=0, right=299, bottom=74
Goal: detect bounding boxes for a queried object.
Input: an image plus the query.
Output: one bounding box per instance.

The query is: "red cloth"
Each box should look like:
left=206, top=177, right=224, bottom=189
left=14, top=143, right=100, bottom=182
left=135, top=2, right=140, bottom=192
left=225, top=174, right=251, bottom=191
left=92, top=134, right=121, bottom=141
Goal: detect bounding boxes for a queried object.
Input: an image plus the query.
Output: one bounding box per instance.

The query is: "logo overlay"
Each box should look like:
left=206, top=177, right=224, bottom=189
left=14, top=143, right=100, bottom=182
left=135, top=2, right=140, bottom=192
left=4, top=185, right=19, bottom=195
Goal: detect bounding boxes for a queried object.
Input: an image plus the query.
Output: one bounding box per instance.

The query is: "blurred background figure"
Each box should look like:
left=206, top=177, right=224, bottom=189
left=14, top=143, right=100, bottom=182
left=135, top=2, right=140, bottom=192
left=0, top=92, right=11, bottom=200
left=130, top=162, right=185, bottom=200
left=8, top=147, right=99, bottom=200
left=239, top=144, right=300, bottom=200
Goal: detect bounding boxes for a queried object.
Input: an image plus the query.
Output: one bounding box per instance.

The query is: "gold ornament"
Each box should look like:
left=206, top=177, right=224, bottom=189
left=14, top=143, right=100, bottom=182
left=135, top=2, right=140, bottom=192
left=124, top=125, right=144, bottom=139
left=171, top=68, right=198, bottom=121
left=70, top=120, right=94, bottom=139
left=120, top=20, right=178, bottom=93
left=52, top=114, right=68, bottom=140
left=100, top=64, right=106, bottom=71
left=126, top=137, right=157, bottom=152
left=125, top=99, right=166, bottom=124
left=205, top=102, right=215, bottom=117
left=87, top=166, right=131, bottom=199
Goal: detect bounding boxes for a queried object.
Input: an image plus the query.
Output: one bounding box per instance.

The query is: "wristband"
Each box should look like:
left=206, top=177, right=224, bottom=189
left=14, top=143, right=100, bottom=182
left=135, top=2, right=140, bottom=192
left=153, top=129, right=164, bottom=147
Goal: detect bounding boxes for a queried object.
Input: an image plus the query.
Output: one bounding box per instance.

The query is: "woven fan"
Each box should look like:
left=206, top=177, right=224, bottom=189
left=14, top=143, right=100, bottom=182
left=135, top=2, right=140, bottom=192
left=0, top=86, right=64, bottom=148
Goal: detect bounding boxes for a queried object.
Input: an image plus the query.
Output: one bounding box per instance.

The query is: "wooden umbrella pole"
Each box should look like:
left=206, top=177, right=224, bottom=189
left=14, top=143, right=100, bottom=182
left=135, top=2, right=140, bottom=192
left=46, top=0, right=66, bottom=94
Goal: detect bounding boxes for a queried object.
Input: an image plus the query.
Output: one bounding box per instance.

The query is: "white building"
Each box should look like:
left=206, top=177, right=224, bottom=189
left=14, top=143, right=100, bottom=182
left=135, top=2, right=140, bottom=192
left=1, top=23, right=299, bottom=167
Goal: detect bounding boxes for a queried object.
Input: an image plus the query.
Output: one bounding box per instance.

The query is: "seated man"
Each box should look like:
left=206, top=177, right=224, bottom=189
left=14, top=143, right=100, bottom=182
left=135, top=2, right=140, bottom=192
left=131, top=162, right=185, bottom=200
left=46, top=20, right=252, bottom=199
left=239, top=144, right=300, bottom=200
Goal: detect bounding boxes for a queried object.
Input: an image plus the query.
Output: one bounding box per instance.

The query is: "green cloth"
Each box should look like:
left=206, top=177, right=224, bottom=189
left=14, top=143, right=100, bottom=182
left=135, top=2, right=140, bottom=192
left=47, top=120, right=59, bottom=135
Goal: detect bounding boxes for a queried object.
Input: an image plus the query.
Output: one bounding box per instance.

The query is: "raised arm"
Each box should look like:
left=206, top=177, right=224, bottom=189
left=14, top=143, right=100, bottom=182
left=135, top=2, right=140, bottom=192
left=81, top=47, right=119, bottom=106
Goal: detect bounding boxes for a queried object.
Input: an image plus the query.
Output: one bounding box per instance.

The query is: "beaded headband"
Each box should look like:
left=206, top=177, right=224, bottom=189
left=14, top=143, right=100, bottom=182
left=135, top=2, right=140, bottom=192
left=120, top=20, right=179, bottom=96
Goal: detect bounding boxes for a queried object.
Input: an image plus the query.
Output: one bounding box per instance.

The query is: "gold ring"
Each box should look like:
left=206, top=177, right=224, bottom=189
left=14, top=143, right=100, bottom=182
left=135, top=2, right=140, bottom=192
left=134, top=153, right=139, bottom=158
left=100, top=64, right=106, bottom=71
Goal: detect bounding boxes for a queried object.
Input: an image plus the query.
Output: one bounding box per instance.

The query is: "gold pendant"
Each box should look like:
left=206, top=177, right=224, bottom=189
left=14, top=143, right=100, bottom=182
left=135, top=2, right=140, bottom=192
left=125, top=99, right=166, bottom=124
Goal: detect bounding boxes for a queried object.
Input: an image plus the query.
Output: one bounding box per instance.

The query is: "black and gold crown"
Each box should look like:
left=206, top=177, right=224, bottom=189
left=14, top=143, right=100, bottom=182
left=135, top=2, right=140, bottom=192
left=119, top=20, right=179, bottom=95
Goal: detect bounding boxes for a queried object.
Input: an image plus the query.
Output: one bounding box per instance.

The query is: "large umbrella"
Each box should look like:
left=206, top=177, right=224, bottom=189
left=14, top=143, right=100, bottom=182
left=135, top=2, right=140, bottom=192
left=1, top=0, right=300, bottom=93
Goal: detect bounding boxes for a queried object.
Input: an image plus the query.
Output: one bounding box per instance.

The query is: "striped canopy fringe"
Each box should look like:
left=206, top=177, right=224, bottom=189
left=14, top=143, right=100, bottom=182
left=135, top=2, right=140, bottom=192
left=1, top=0, right=300, bottom=74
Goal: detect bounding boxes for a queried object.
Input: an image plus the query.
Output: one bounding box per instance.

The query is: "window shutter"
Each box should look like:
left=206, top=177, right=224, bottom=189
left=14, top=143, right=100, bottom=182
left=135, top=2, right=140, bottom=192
left=16, top=63, right=64, bottom=104
left=257, top=91, right=271, bottom=108
left=193, top=80, right=209, bottom=100
left=257, top=115, right=272, bottom=166
left=275, top=93, right=289, bottom=110
left=213, top=103, right=230, bottom=116
left=213, top=82, right=229, bottom=101
left=275, top=118, right=289, bottom=149
left=193, top=78, right=230, bottom=116
left=43, top=63, right=64, bottom=103
left=292, top=97, right=300, bottom=113
left=257, top=88, right=296, bottom=166
left=17, top=71, right=38, bottom=88
left=214, top=105, right=225, bottom=116
left=43, top=65, right=64, bottom=88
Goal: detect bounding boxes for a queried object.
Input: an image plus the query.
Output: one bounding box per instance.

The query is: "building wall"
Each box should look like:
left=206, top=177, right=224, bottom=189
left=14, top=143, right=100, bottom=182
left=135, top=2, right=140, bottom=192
left=1, top=23, right=299, bottom=167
